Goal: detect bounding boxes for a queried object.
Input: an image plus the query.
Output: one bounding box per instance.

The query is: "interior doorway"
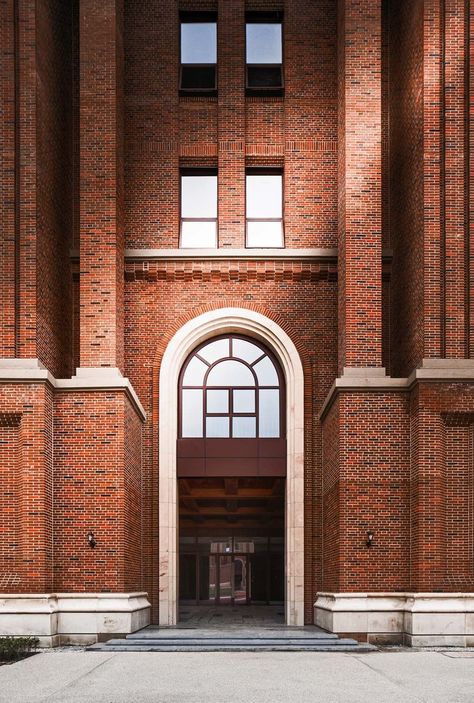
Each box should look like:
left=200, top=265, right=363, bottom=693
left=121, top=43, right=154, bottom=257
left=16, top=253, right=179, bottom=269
left=178, top=477, right=285, bottom=615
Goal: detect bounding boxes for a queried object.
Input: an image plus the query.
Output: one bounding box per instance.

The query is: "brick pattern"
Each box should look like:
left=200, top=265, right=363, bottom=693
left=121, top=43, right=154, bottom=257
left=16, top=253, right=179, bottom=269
left=80, top=0, right=124, bottom=370
left=338, top=0, right=383, bottom=370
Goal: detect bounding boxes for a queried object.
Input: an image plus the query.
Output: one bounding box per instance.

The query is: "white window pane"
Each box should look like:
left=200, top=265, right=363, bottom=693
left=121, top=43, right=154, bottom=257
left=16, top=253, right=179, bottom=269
left=207, top=389, right=229, bottom=413
left=254, top=356, right=279, bottom=385
left=181, top=221, right=217, bottom=248
left=182, top=389, right=203, bottom=437
left=181, top=23, right=217, bottom=64
left=206, top=416, right=230, bottom=438
left=246, top=175, right=282, bottom=218
left=246, top=221, right=283, bottom=248
left=259, top=389, right=280, bottom=437
left=232, top=338, right=262, bottom=364
left=233, top=417, right=256, bottom=438
left=246, top=24, right=282, bottom=64
left=182, top=176, right=217, bottom=218
left=207, top=360, right=254, bottom=386
left=183, top=356, right=208, bottom=385
left=233, top=389, right=255, bottom=413
left=199, top=338, right=230, bottom=364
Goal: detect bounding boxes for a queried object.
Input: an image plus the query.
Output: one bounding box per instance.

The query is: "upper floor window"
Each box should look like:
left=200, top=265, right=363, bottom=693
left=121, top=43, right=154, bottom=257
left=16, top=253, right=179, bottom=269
left=246, top=13, right=283, bottom=94
left=246, top=170, right=284, bottom=247
left=180, top=169, right=218, bottom=248
left=180, top=12, right=217, bottom=95
left=180, top=336, right=283, bottom=439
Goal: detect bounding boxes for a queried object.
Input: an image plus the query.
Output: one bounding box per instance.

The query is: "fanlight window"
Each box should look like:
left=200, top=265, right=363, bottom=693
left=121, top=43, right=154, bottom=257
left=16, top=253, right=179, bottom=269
left=180, top=336, right=283, bottom=439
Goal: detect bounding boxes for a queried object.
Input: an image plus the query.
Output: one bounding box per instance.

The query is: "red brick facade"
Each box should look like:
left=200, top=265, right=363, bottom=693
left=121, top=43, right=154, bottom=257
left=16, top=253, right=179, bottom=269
left=1, top=0, right=473, bottom=628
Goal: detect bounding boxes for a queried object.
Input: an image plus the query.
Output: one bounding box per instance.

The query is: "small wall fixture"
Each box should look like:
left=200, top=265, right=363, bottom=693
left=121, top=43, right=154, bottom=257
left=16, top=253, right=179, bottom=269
left=87, top=531, right=97, bottom=549
left=366, top=530, right=374, bottom=548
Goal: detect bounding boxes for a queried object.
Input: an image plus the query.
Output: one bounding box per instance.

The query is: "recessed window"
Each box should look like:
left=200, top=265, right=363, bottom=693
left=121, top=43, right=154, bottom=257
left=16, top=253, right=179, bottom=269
left=246, top=170, right=284, bottom=248
left=180, top=13, right=217, bottom=95
left=180, top=170, right=218, bottom=248
left=246, top=13, right=283, bottom=94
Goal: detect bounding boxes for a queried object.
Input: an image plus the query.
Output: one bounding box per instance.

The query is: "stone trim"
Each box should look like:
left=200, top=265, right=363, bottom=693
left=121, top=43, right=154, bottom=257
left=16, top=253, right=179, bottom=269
left=0, top=360, right=146, bottom=421
left=315, top=592, right=474, bottom=647
left=319, top=360, right=474, bottom=420
left=158, top=308, right=305, bottom=627
left=0, top=593, right=151, bottom=647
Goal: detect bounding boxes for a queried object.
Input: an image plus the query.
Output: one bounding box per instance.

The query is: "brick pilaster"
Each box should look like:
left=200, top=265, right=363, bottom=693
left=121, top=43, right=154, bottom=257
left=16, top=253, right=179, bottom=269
left=337, top=0, right=383, bottom=370
left=0, top=0, right=16, bottom=358
left=80, top=0, right=124, bottom=370
left=218, top=0, right=245, bottom=248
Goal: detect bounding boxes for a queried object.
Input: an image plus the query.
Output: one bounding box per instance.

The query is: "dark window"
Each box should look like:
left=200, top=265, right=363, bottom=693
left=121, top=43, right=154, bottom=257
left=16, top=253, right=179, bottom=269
left=180, top=169, right=218, bottom=248
left=246, top=169, right=284, bottom=248
left=246, top=13, right=283, bottom=95
left=180, top=13, right=217, bottom=95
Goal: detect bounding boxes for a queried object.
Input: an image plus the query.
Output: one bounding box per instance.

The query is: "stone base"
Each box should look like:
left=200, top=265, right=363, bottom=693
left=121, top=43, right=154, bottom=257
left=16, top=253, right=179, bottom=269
left=315, top=592, right=474, bottom=647
left=0, top=593, right=151, bottom=646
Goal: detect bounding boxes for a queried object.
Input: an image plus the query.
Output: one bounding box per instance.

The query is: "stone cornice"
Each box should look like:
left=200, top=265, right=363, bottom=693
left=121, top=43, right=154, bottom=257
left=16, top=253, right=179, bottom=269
left=0, top=361, right=146, bottom=421
left=319, top=360, right=474, bottom=420
left=69, top=247, right=394, bottom=262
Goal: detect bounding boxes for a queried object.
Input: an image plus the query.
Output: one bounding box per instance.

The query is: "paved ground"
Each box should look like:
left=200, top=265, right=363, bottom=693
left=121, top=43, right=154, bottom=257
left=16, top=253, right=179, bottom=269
left=1, top=649, right=474, bottom=702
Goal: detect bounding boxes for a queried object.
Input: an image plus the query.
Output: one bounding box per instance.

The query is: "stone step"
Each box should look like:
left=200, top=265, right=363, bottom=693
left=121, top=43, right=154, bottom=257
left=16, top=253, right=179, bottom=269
left=88, top=642, right=375, bottom=652
left=88, top=634, right=376, bottom=653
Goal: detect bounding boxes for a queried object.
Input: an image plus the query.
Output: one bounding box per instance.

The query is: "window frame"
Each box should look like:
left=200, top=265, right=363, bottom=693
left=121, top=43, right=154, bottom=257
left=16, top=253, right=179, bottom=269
left=180, top=168, right=218, bottom=249
left=245, top=12, right=284, bottom=96
left=179, top=12, right=218, bottom=96
left=179, top=334, right=286, bottom=439
left=245, top=168, right=285, bottom=249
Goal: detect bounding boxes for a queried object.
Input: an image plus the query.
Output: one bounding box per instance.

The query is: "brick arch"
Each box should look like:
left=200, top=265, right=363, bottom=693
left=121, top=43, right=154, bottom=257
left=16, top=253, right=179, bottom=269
left=153, top=305, right=309, bottom=626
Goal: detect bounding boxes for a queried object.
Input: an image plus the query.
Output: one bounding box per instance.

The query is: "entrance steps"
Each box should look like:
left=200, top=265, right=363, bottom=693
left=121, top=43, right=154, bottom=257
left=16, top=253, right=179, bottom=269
left=88, top=626, right=376, bottom=652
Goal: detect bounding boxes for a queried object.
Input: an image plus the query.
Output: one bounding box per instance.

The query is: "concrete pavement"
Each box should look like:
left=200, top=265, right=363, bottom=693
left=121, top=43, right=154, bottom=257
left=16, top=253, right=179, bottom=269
left=0, top=650, right=473, bottom=702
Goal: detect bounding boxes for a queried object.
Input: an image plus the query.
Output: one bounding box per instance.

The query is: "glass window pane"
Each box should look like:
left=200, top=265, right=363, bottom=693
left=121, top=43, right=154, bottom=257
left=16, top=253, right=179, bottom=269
left=259, top=389, right=280, bottom=437
left=181, top=23, right=217, bottom=64
left=246, top=24, right=282, bottom=64
left=207, top=389, right=229, bottom=413
left=233, top=416, right=256, bottom=438
left=206, top=416, right=230, bottom=437
left=181, top=221, right=217, bottom=248
left=254, top=356, right=279, bottom=385
left=199, top=338, right=230, bottom=364
left=232, top=338, right=262, bottom=364
left=233, top=389, right=255, bottom=413
left=182, top=176, right=217, bottom=218
left=207, top=360, right=254, bottom=386
left=183, top=355, right=208, bottom=385
left=246, top=175, right=282, bottom=218
left=246, top=221, right=283, bottom=248
left=182, top=389, right=203, bottom=437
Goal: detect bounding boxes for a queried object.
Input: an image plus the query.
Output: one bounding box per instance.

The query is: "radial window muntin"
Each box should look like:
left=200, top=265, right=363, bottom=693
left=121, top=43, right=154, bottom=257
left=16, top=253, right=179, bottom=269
left=180, top=335, right=284, bottom=439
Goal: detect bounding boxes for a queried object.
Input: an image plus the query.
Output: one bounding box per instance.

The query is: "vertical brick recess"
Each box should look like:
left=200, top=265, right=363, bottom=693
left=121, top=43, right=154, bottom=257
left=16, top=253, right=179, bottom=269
left=80, top=0, right=124, bottom=370
left=338, top=0, right=383, bottom=370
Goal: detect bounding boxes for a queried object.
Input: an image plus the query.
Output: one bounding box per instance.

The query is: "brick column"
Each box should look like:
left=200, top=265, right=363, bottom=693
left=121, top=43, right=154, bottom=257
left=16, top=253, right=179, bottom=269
left=337, top=0, right=383, bottom=370
left=218, top=0, right=245, bottom=248
left=80, top=0, right=124, bottom=371
left=0, top=0, right=16, bottom=357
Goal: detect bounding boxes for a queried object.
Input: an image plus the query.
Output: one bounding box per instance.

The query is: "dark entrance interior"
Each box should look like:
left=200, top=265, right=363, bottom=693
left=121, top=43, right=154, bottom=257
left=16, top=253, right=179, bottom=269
left=179, top=477, right=285, bottom=607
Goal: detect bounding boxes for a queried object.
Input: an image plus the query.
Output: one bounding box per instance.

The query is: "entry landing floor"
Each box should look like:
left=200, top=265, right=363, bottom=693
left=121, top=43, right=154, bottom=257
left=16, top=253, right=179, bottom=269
left=177, top=604, right=285, bottom=627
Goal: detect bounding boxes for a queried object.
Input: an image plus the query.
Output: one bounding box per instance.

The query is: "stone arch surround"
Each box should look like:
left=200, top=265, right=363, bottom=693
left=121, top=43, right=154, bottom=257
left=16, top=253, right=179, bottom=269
left=157, top=307, right=305, bottom=626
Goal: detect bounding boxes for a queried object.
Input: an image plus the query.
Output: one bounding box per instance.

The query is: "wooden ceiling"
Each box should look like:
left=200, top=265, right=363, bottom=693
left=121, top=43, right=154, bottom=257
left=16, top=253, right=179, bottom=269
left=178, top=477, right=285, bottom=529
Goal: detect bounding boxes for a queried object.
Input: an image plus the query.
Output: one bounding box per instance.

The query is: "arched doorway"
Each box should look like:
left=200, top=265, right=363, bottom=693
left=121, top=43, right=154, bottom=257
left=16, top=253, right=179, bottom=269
left=177, top=336, right=285, bottom=618
left=158, top=308, right=304, bottom=626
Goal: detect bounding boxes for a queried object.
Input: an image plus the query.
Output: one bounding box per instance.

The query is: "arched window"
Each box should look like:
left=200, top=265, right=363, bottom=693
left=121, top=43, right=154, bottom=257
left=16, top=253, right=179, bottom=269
left=180, top=336, right=284, bottom=439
